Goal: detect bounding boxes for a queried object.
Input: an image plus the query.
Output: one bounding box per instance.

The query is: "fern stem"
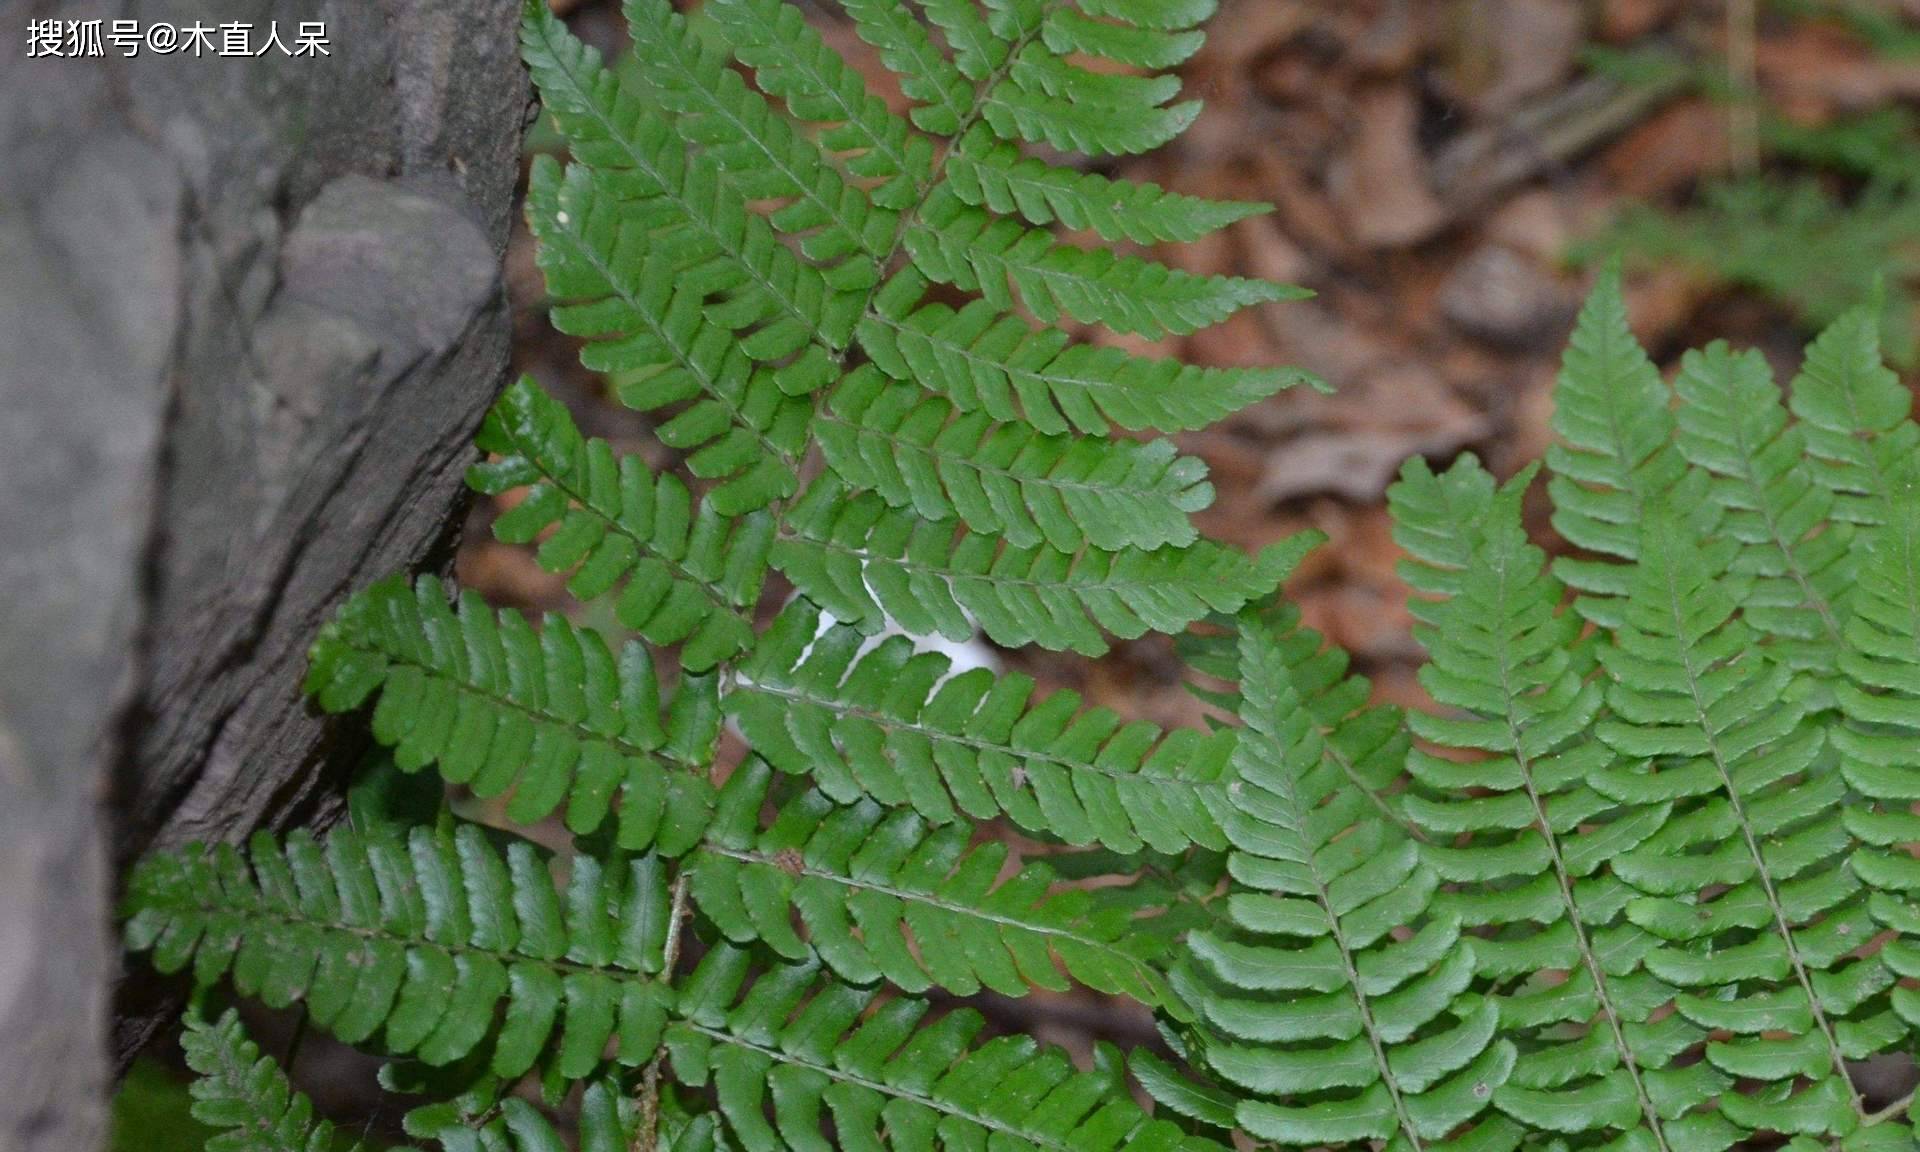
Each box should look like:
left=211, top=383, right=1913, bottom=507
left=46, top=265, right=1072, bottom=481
left=634, top=873, right=690, bottom=1152
left=1660, top=559, right=1866, bottom=1121
left=1864, top=1090, right=1915, bottom=1127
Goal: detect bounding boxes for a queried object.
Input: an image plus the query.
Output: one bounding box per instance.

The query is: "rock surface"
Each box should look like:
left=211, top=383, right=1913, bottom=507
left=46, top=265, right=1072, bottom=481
left=0, top=2, right=526, bottom=1145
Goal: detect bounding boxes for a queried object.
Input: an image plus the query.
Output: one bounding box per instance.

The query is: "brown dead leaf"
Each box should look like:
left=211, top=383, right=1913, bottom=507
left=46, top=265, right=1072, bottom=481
left=1599, top=0, right=1681, bottom=43
left=1471, top=0, right=1586, bottom=117
left=1259, top=362, right=1490, bottom=503
left=1328, top=85, right=1448, bottom=249
left=1600, top=101, right=1726, bottom=199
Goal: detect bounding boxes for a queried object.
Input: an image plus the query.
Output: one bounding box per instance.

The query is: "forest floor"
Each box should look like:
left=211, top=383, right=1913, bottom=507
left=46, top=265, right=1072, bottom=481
left=452, top=0, right=1920, bottom=1068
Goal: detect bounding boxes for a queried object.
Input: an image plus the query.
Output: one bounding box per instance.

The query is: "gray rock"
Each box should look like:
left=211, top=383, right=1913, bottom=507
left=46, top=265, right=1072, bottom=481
left=0, top=1, right=526, bottom=1144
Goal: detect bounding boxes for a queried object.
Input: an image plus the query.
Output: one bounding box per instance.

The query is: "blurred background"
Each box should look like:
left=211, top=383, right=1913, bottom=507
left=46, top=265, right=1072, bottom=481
left=113, top=0, right=1920, bottom=1145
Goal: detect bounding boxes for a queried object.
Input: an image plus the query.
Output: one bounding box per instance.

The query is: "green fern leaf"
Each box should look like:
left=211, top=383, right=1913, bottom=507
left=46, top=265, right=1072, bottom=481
left=125, top=825, right=677, bottom=1081
left=816, top=365, right=1213, bottom=551
left=665, top=944, right=1225, bottom=1152
left=840, top=0, right=973, bottom=134
left=1389, top=457, right=1686, bottom=1148
left=771, top=477, right=1311, bottom=656
left=1673, top=340, right=1852, bottom=663
left=860, top=269, right=1315, bottom=436
left=705, top=0, right=932, bottom=208
left=523, top=158, right=814, bottom=511
left=469, top=378, right=771, bottom=670
left=1789, top=303, right=1920, bottom=526
left=1546, top=269, right=1710, bottom=625
left=687, top=758, right=1175, bottom=1007
left=1041, top=8, right=1206, bottom=68
left=1176, top=599, right=1415, bottom=838
left=1387, top=455, right=1504, bottom=610
left=522, top=5, right=860, bottom=356
left=907, top=187, right=1301, bottom=340
left=920, top=0, right=1007, bottom=81
left=1075, top=0, right=1221, bottom=31
left=178, top=1008, right=338, bottom=1152
left=1175, top=620, right=1517, bottom=1149
left=945, top=130, right=1266, bottom=244
left=304, top=576, right=719, bottom=851
left=1594, top=518, right=1892, bottom=1145
left=983, top=42, right=1201, bottom=157
left=1835, top=494, right=1920, bottom=1033
left=621, top=0, right=890, bottom=281
left=729, top=600, right=1239, bottom=853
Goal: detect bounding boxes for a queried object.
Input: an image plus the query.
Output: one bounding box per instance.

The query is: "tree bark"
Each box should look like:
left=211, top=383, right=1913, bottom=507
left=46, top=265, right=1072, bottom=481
left=0, top=2, right=527, bottom=1146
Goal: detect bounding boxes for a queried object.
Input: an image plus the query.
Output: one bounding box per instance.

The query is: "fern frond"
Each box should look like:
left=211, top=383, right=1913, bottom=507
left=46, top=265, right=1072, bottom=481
left=1672, top=340, right=1852, bottom=664
left=983, top=42, right=1200, bottom=157
left=860, top=271, right=1313, bottom=436
left=841, top=0, right=973, bottom=134
left=522, top=6, right=861, bottom=353
left=666, top=945, right=1225, bottom=1152
left=1175, top=621, right=1516, bottom=1150
left=523, top=158, right=814, bottom=511
left=687, top=758, right=1175, bottom=1007
left=126, top=825, right=677, bottom=1081
left=919, top=0, right=1006, bottom=82
left=906, top=188, right=1301, bottom=340
left=178, top=1008, right=338, bottom=1152
left=304, top=576, right=720, bottom=852
left=816, top=366, right=1213, bottom=551
left=1389, top=457, right=1683, bottom=1149
left=1545, top=268, right=1710, bottom=625
left=1176, top=600, right=1415, bottom=838
left=706, top=0, right=933, bottom=207
left=1789, top=303, right=1920, bottom=526
left=1387, top=454, right=1503, bottom=613
left=729, top=600, right=1239, bottom=853
left=772, top=477, right=1308, bottom=657
left=1835, top=494, right=1920, bottom=1031
left=1073, top=0, right=1221, bottom=32
left=945, top=130, right=1266, bottom=245
left=620, top=0, right=890, bottom=281
left=1594, top=519, right=1892, bottom=1145
left=1041, top=8, right=1206, bottom=69
left=469, top=378, right=771, bottom=671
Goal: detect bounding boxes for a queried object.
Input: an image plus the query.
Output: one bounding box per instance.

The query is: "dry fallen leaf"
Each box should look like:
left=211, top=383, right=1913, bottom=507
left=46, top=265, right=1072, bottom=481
left=1327, top=84, right=1449, bottom=249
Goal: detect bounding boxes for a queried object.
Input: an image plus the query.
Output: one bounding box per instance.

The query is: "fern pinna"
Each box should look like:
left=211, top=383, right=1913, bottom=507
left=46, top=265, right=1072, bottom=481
left=118, top=2, right=1920, bottom=1151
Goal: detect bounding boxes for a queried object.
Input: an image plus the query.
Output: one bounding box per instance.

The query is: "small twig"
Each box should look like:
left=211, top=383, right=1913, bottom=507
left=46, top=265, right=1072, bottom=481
left=1727, top=0, right=1761, bottom=175
left=633, top=873, right=691, bottom=1152
left=1864, top=1089, right=1915, bottom=1127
